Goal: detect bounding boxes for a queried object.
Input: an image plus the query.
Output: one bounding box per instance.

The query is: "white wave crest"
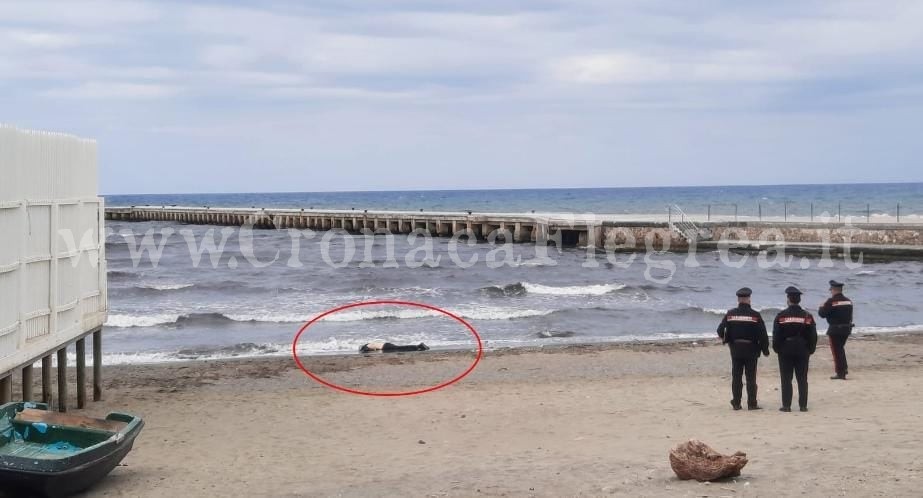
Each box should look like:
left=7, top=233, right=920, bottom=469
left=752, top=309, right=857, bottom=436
left=521, top=282, right=625, bottom=296
left=224, top=312, right=311, bottom=323
left=138, top=283, right=194, bottom=291
left=321, top=306, right=552, bottom=322
left=322, top=308, right=436, bottom=322
left=105, top=313, right=180, bottom=328
left=457, top=307, right=552, bottom=320
left=514, top=259, right=556, bottom=267
left=103, top=303, right=555, bottom=329
left=854, top=324, right=923, bottom=334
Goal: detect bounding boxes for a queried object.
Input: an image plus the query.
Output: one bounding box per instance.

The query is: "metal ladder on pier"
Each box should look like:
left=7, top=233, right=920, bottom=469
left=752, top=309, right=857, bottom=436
left=668, top=204, right=712, bottom=242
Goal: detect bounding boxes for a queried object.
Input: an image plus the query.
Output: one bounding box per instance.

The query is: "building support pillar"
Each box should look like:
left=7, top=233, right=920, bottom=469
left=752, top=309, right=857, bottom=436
left=93, top=329, right=103, bottom=401
left=57, top=348, right=67, bottom=412
left=76, top=337, right=87, bottom=409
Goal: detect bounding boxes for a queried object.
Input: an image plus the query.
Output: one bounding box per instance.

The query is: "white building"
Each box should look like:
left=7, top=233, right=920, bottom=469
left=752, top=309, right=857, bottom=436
left=0, top=124, right=107, bottom=410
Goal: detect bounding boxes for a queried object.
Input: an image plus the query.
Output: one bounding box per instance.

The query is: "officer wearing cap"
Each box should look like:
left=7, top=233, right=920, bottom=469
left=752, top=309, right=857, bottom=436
left=819, top=279, right=854, bottom=380
left=717, top=287, right=770, bottom=410
left=772, top=286, right=818, bottom=412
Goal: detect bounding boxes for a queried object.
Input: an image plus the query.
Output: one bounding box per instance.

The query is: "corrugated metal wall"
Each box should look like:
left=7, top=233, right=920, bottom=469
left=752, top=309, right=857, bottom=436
left=0, top=125, right=107, bottom=374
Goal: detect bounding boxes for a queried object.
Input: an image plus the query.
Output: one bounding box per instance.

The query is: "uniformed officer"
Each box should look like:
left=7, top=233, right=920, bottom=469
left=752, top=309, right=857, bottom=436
left=717, top=287, right=770, bottom=410
left=772, top=286, right=818, bottom=412
left=819, top=279, right=854, bottom=380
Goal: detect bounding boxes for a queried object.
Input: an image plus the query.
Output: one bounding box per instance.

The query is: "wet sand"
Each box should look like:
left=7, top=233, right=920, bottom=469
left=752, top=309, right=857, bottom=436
left=19, top=333, right=923, bottom=497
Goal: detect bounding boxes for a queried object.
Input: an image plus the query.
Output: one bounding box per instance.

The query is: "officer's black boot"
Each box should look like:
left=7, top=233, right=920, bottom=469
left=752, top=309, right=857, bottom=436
left=747, top=387, right=759, bottom=410
left=730, top=400, right=742, bottom=411
left=747, top=383, right=760, bottom=409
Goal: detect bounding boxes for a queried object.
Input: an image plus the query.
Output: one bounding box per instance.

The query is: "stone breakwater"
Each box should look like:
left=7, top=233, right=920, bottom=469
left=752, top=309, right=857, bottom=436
left=106, top=206, right=923, bottom=258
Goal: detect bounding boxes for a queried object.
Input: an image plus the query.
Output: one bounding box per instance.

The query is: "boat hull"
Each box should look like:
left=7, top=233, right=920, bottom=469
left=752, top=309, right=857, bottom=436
left=0, top=403, right=144, bottom=498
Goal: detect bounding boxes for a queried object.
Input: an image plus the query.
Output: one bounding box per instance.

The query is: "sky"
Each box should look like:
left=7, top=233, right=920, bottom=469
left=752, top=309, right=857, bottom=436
left=2, top=0, right=923, bottom=194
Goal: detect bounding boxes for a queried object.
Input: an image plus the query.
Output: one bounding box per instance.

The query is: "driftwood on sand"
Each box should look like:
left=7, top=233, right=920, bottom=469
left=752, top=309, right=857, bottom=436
left=669, top=439, right=748, bottom=481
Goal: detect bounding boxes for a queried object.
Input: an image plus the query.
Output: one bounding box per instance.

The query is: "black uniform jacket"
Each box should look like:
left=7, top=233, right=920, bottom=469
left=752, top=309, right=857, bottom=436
left=819, top=293, right=854, bottom=337
left=717, top=304, right=770, bottom=359
left=772, top=305, right=818, bottom=357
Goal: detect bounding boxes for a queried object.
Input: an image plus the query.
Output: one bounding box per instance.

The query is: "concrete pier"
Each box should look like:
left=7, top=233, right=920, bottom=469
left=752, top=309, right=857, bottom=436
left=105, top=206, right=923, bottom=257
left=106, top=206, right=553, bottom=244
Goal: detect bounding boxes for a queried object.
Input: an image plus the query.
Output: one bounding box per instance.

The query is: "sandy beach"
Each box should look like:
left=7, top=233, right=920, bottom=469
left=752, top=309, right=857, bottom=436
left=10, top=333, right=923, bottom=497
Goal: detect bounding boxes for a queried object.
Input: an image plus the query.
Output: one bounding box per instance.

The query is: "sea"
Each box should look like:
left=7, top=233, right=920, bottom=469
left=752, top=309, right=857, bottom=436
left=100, top=184, right=923, bottom=364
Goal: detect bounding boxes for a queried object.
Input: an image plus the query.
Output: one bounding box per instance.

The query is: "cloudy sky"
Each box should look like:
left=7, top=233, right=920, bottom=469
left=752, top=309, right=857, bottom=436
left=2, top=0, right=922, bottom=194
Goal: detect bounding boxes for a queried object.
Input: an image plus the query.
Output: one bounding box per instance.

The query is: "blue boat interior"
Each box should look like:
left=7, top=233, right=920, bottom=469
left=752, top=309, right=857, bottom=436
left=0, top=404, right=116, bottom=460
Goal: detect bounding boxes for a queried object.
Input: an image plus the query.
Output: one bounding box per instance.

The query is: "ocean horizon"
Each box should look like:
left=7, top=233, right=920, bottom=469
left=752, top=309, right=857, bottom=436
left=105, top=182, right=923, bottom=218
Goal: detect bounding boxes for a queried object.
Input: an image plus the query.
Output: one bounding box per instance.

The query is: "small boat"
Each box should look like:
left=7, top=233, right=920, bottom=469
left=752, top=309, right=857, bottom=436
left=0, top=402, right=144, bottom=497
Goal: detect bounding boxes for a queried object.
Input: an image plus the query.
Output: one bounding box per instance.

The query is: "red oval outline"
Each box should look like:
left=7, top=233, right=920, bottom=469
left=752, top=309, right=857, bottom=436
left=291, top=300, right=483, bottom=397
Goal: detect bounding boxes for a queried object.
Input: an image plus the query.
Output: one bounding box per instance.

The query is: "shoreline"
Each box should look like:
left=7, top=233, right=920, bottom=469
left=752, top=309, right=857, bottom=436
left=88, top=328, right=923, bottom=367
left=22, top=329, right=922, bottom=497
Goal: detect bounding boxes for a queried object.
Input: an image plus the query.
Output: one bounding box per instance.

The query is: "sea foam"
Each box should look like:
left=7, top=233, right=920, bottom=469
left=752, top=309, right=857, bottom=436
left=521, top=282, right=626, bottom=296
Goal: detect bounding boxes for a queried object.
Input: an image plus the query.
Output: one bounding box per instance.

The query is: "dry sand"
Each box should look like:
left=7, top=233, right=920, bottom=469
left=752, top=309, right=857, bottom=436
left=13, top=334, right=923, bottom=497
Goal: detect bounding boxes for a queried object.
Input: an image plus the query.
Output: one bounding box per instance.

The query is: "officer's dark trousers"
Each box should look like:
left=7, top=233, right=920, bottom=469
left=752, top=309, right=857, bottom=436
left=828, top=334, right=849, bottom=377
left=778, top=354, right=809, bottom=409
left=731, top=357, right=759, bottom=406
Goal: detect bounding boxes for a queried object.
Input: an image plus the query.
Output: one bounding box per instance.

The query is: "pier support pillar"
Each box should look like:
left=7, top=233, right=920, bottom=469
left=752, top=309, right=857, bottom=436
left=57, top=348, right=67, bottom=412
left=93, top=329, right=102, bottom=401
left=42, top=355, right=52, bottom=404
left=514, top=222, right=524, bottom=242
left=22, top=365, right=34, bottom=401
left=76, top=338, right=87, bottom=409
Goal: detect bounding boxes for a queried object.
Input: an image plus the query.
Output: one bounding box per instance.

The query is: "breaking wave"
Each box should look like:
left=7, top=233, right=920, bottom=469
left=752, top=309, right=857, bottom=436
left=480, top=283, right=528, bottom=297
left=536, top=330, right=577, bottom=338
left=481, top=282, right=626, bottom=297
left=854, top=324, right=923, bottom=334
left=174, top=342, right=286, bottom=360
left=137, top=283, right=195, bottom=291
left=677, top=305, right=784, bottom=317
left=105, top=313, right=182, bottom=328
left=523, top=282, right=626, bottom=295
left=107, top=270, right=138, bottom=279
left=105, top=306, right=554, bottom=328
left=680, top=306, right=728, bottom=316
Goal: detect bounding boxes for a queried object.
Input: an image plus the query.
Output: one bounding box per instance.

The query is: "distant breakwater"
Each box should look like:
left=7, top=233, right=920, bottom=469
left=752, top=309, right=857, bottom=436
left=105, top=205, right=923, bottom=259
